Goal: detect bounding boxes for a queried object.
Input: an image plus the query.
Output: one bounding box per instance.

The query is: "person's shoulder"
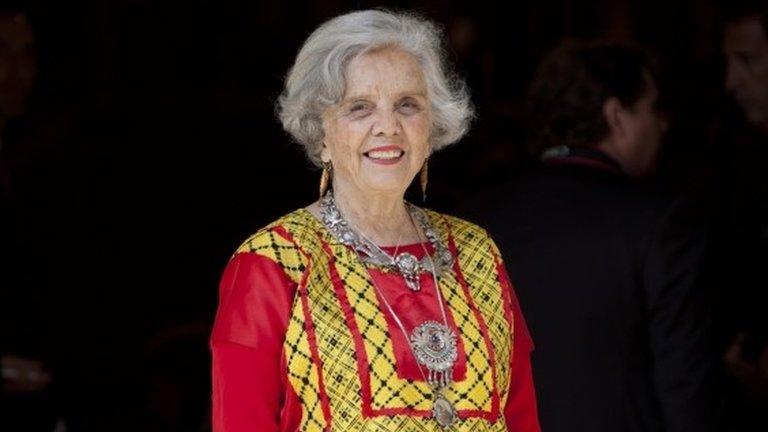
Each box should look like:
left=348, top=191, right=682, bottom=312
left=422, top=208, right=493, bottom=244
left=612, top=182, right=693, bottom=222
left=233, top=208, right=317, bottom=257
left=423, top=209, right=507, bottom=268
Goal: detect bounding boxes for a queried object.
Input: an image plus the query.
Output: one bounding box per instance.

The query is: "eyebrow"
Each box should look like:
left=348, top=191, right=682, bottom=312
left=341, top=91, right=428, bottom=102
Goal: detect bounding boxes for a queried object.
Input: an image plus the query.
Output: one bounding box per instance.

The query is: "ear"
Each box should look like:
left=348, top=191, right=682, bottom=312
left=320, top=143, right=331, bottom=163
left=602, top=97, right=627, bottom=139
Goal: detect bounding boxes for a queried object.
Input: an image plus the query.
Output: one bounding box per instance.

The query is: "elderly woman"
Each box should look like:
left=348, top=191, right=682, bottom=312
left=210, top=9, right=540, bottom=432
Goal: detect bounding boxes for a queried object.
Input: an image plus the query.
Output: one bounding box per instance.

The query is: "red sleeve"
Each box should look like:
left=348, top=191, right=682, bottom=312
left=210, top=252, right=302, bottom=432
left=499, top=266, right=541, bottom=432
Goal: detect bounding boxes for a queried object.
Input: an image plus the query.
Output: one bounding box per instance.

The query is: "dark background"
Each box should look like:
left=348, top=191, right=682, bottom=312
left=0, top=0, right=748, bottom=430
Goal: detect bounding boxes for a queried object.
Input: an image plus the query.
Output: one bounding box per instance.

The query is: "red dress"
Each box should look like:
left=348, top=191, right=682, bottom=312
left=210, top=209, right=540, bottom=431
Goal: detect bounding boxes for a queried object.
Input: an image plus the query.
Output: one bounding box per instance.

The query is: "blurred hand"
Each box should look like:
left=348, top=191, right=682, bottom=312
left=1, top=354, right=52, bottom=394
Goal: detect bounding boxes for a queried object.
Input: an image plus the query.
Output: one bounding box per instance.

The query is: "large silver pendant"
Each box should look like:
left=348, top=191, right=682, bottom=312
left=410, top=321, right=458, bottom=388
left=433, top=392, right=458, bottom=429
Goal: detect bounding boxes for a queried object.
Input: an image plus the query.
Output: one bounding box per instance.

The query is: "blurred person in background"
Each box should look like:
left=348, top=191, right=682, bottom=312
left=469, top=40, right=720, bottom=432
left=724, top=1, right=768, bottom=130
left=721, top=0, right=768, bottom=428
left=210, top=9, right=540, bottom=432
left=0, top=3, right=59, bottom=431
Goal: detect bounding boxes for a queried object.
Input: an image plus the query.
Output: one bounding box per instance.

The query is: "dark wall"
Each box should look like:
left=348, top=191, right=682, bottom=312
left=1, top=0, right=734, bottom=430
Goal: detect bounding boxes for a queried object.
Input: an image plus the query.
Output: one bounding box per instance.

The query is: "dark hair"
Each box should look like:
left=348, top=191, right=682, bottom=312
left=723, top=0, right=768, bottom=32
left=525, top=40, right=657, bottom=155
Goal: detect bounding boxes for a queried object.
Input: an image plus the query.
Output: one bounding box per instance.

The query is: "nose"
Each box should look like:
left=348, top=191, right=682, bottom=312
left=371, top=108, right=401, bottom=137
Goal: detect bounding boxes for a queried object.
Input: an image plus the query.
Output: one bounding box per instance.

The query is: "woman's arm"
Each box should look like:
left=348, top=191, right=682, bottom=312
left=210, top=251, right=302, bottom=432
left=503, top=333, right=540, bottom=431
left=499, top=266, right=541, bottom=432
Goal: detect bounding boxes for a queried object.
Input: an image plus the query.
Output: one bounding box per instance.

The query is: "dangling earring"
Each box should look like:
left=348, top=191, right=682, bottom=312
left=420, top=159, right=429, bottom=202
left=319, top=161, right=331, bottom=198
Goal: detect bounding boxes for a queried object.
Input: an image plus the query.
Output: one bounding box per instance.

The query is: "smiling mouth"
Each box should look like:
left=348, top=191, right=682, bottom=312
left=364, top=149, right=405, bottom=161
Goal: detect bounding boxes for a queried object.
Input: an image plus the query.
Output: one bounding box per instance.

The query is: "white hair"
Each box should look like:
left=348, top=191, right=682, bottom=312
left=277, top=9, right=474, bottom=166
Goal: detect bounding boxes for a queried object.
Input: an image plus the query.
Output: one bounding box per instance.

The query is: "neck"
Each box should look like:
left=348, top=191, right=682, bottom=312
left=331, top=180, right=420, bottom=246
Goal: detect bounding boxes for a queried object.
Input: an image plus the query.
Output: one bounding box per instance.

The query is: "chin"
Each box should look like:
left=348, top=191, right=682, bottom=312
left=359, top=176, right=413, bottom=196
left=364, top=182, right=410, bottom=196
left=360, top=167, right=418, bottom=190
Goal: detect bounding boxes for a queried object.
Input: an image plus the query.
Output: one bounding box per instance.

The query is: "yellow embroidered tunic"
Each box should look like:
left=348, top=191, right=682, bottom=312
left=211, top=209, right=539, bottom=432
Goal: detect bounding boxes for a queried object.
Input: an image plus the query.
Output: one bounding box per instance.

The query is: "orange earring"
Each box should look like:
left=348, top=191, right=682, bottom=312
left=319, top=161, right=331, bottom=198
left=420, top=159, right=428, bottom=201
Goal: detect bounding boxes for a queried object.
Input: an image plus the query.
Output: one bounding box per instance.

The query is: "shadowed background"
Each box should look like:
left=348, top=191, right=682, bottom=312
left=0, top=0, right=744, bottom=430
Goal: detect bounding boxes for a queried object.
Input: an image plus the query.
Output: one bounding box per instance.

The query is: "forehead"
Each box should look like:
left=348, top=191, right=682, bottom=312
left=724, top=16, right=768, bottom=52
left=343, top=47, right=427, bottom=97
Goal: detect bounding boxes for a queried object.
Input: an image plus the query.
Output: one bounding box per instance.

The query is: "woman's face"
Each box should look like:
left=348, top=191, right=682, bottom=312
left=321, top=47, right=432, bottom=199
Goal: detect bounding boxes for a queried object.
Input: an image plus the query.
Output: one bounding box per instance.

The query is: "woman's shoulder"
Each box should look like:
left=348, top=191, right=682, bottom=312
left=422, top=208, right=506, bottom=268
left=233, top=208, right=319, bottom=255
left=213, top=211, right=313, bottom=348
left=422, top=208, right=493, bottom=243
left=222, top=209, right=318, bottom=288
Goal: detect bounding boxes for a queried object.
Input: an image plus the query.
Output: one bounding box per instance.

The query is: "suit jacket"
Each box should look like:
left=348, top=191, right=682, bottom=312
left=468, top=152, right=719, bottom=432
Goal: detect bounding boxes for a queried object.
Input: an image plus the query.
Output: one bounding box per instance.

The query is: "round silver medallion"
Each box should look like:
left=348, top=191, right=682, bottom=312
left=410, top=321, right=458, bottom=387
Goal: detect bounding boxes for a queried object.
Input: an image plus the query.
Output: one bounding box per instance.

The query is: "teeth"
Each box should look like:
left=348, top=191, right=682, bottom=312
left=367, top=150, right=403, bottom=159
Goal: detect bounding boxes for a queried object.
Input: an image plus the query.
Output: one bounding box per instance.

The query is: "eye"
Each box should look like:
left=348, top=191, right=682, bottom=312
left=397, top=98, right=422, bottom=114
left=347, top=101, right=373, bottom=118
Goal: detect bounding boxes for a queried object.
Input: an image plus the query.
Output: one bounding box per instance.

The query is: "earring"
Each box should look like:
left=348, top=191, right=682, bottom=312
left=319, top=161, right=331, bottom=198
left=420, top=159, right=428, bottom=202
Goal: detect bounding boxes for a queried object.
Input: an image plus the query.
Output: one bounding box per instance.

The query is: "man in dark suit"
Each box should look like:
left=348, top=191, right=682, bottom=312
left=473, top=41, right=720, bottom=432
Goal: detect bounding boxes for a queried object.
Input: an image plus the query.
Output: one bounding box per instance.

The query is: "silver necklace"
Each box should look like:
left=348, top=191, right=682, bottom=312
left=320, top=191, right=459, bottom=429
left=319, top=191, right=453, bottom=291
